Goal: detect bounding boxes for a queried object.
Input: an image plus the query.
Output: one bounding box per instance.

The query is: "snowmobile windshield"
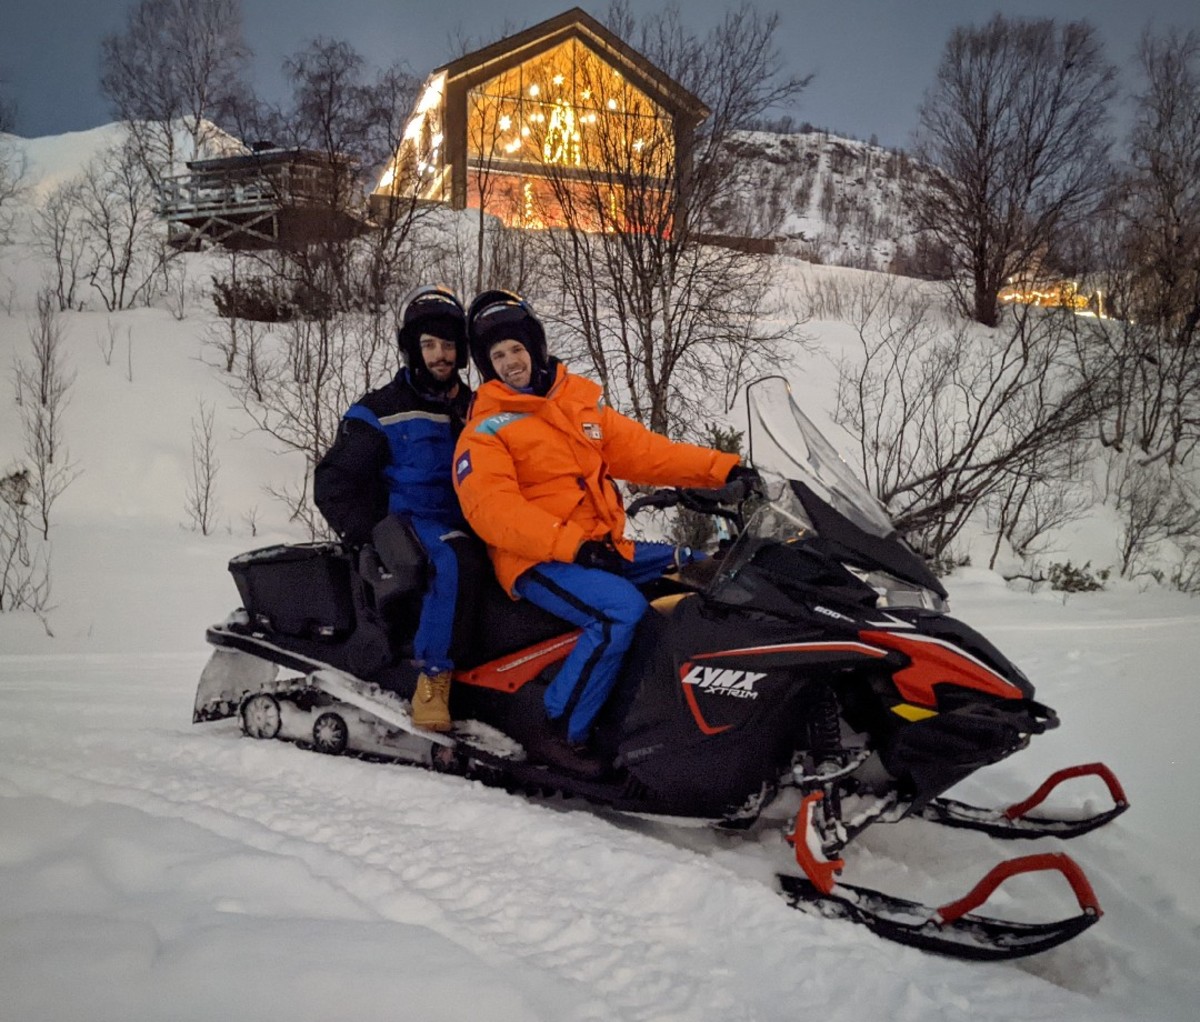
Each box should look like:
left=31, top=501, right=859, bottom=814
left=707, top=377, right=948, bottom=609
left=743, top=375, right=893, bottom=539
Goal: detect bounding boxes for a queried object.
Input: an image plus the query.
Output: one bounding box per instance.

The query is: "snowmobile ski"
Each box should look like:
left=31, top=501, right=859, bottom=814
left=918, top=762, right=1129, bottom=840
left=781, top=789, right=1104, bottom=959
left=778, top=851, right=1102, bottom=961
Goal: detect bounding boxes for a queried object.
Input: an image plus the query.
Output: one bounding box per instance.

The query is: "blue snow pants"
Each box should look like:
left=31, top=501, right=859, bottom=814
left=408, top=515, right=470, bottom=674
left=514, top=541, right=697, bottom=743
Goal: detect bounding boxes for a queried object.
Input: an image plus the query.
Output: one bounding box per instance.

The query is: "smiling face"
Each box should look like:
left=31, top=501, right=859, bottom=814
left=419, top=334, right=458, bottom=382
left=489, top=338, right=533, bottom=390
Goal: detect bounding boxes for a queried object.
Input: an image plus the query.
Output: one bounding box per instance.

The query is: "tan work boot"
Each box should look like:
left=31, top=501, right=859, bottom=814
left=411, top=670, right=453, bottom=732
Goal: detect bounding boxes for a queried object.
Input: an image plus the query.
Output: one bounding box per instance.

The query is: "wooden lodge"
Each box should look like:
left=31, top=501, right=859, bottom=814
left=371, top=7, right=710, bottom=232
left=159, top=9, right=712, bottom=247
left=160, top=147, right=367, bottom=250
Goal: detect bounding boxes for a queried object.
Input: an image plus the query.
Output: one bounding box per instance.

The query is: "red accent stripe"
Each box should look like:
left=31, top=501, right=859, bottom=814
left=681, top=679, right=732, bottom=736
left=454, top=631, right=581, bottom=693
left=859, top=629, right=1021, bottom=706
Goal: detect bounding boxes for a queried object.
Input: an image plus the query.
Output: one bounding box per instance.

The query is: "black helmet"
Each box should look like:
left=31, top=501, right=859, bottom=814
left=397, top=285, right=467, bottom=372
left=466, top=289, right=549, bottom=382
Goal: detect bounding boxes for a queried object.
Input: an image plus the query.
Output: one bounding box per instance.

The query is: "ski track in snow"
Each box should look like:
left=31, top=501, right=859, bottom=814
left=3, top=650, right=1199, bottom=1021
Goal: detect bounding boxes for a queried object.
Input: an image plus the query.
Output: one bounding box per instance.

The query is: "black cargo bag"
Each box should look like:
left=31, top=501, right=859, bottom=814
left=369, top=515, right=428, bottom=596
left=229, top=542, right=355, bottom=640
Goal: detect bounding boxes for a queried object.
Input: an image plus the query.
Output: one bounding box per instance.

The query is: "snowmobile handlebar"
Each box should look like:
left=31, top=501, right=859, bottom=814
left=625, top=481, right=752, bottom=523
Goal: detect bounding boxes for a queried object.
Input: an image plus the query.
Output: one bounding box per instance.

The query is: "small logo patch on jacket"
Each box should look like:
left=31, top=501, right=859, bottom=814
left=455, top=451, right=473, bottom=483
left=477, top=411, right=527, bottom=435
left=582, top=421, right=603, bottom=440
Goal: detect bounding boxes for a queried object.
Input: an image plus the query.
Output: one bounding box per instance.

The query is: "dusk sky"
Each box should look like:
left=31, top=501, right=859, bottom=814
left=3, top=0, right=1198, bottom=150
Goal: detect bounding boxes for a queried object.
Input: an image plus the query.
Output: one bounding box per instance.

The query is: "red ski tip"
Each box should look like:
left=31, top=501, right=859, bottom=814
left=1004, top=762, right=1129, bottom=821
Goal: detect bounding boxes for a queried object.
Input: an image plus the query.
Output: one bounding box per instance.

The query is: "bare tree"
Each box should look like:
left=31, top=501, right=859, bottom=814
left=830, top=277, right=1096, bottom=559
left=219, top=39, right=427, bottom=317
left=0, top=286, right=60, bottom=628
left=0, top=86, right=26, bottom=243
left=913, top=15, right=1117, bottom=327
left=0, top=466, right=53, bottom=623
left=519, top=1, right=809, bottom=436
left=76, top=140, right=165, bottom=311
left=33, top=179, right=87, bottom=310
left=1096, top=30, right=1200, bottom=466
left=1107, top=455, right=1200, bottom=578
left=983, top=446, right=1091, bottom=568
left=185, top=399, right=221, bottom=534
left=100, top=0, right=250, bottom=180
left=13, top=292, right=80, bottom=541
left=218, top=313, right=395, bottom=534
left=1072, top=31, right=1200, bottom=582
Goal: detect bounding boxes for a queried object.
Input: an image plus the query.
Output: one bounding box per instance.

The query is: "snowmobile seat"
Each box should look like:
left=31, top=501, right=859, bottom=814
left=460, top=574, right=579, bottom=668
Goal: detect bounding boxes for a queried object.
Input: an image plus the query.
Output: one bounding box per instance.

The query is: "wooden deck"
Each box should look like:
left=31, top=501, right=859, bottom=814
left=160, top=150, right=366, bottom=249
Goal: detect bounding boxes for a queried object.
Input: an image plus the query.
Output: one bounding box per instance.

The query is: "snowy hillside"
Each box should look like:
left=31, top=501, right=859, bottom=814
left=715, top=129, right=928, bottom=271
left=2, top=126, right=1200, bottom=1021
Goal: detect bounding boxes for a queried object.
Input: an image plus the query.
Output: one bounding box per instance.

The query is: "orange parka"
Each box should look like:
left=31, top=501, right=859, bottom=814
left=453, top=363, right=740, bottom=595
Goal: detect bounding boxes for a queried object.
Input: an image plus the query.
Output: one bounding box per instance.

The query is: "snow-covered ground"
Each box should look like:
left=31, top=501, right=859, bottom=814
left=2, top=126, right=1200, bottom=1021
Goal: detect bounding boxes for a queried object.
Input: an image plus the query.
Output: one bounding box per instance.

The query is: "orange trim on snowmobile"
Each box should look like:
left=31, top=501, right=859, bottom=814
left=681, top=681, right=733, bottom=735
left=786, top=791, right=845, bottom=895
left=454, top=631, right=581, bottom=693
left=858, top=629, right=1023, bottom=707
left=1003, top=762, right=1129, bottom=820
left=935, top=852, right=1101, bottom=926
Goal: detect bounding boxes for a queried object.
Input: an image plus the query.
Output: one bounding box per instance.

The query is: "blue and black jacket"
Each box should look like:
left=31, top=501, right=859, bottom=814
left=314, top=368, right=472, bottom=546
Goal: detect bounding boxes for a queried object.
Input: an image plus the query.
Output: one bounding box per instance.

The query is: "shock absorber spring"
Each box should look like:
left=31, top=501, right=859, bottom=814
left=808, top=683, right=843, bottom=761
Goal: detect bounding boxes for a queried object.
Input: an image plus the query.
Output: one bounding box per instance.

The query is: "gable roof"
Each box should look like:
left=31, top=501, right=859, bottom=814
left=433, top=7, right=710, bottom=122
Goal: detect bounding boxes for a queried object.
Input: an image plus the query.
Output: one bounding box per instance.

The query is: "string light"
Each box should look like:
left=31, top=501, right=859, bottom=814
left=447, top=41, right=673, bottom=227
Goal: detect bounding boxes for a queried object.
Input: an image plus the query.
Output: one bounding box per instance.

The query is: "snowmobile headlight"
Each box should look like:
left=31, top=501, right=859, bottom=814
left=850, top=568, right=948, bottom=613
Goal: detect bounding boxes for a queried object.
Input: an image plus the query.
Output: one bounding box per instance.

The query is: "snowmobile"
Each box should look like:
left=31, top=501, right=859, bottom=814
left=194, top=376, right=1127, bottom=961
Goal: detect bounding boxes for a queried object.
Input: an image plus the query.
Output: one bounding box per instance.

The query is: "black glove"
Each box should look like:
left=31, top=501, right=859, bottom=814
left=573, top=538, right=627, bottom=573
left=725, top=464, right=764, bottom=498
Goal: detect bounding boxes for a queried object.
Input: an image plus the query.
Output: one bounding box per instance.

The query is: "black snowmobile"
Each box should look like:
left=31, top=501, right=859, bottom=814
left=194, top=377, right=1127, bottom=960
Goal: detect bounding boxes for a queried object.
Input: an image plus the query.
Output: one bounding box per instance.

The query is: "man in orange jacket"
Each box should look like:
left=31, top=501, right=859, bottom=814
left=453, top=291, right=760, bottom=777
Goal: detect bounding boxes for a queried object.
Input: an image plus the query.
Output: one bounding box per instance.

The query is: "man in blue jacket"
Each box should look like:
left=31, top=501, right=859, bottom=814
left=314, top=286, right=475, bottom=732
